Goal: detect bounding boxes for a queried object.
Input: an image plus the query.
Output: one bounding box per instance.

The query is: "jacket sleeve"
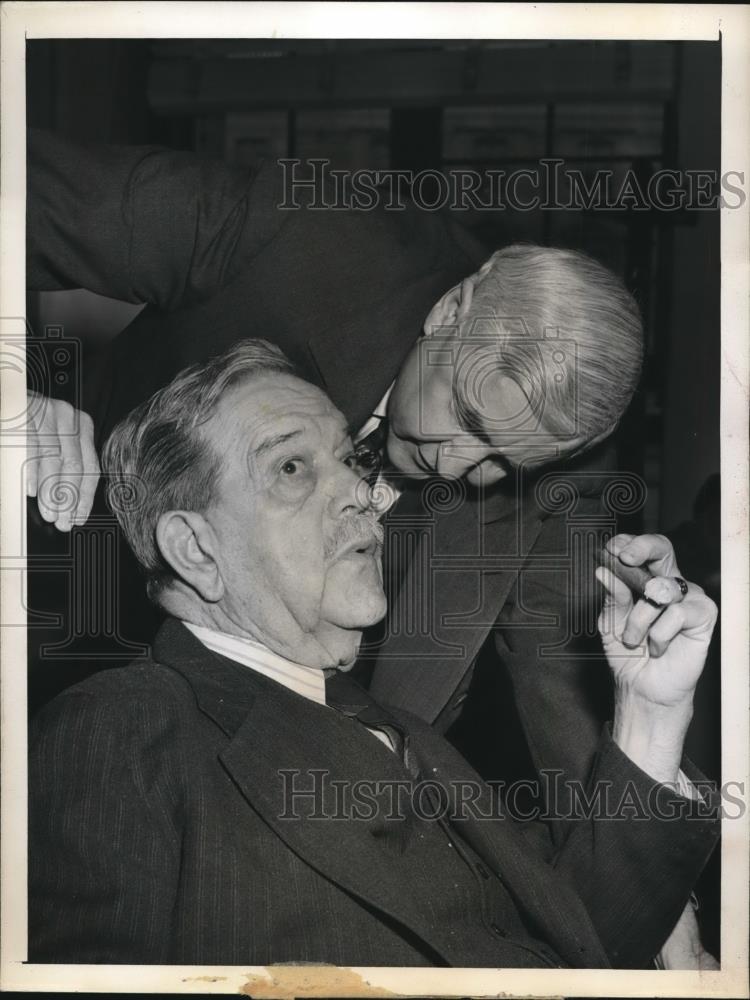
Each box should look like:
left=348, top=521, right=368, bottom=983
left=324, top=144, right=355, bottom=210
left=518, top=728, right=721, bottom=969
left=28, top=687, right=183, bottom=963
left=27, top=128, right=282, bottom=309
left=492, top=499, right=613, bottom=835
left=400, top=706, right=720, bottom=970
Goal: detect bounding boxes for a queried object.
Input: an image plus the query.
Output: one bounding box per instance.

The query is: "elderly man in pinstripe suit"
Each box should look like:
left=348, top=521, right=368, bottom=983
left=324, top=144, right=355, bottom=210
left=29, top=339, right=719, bottom=968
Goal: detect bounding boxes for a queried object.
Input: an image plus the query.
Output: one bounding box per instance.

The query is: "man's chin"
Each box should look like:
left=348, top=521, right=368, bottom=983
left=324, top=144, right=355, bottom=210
left=323, top=592, right=387, bottom=631
left=321, top=560, right=387, bottom=630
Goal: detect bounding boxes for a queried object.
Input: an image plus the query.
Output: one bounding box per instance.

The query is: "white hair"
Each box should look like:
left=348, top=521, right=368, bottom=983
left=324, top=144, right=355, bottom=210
left=454, top=243, right=644, bottom=443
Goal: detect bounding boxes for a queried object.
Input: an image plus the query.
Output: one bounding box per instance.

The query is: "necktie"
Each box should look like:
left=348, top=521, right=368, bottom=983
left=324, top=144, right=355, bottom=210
left=325, top=670, right=409, bottom=765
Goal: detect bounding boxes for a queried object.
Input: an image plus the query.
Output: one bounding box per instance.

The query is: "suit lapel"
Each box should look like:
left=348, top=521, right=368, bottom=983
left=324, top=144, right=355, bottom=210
left=153, top=620, right=458, bottom=962
left=219, top=685, right=447, bottom=934
left=152, top=620, right=609, bottom=969
left=369, top=479, right=544, bottom=722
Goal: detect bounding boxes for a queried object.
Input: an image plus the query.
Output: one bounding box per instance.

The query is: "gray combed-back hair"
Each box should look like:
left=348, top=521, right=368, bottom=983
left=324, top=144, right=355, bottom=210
left=102, top=338, right=296, bottom=599
left=452, top=243, right=644, bottom=444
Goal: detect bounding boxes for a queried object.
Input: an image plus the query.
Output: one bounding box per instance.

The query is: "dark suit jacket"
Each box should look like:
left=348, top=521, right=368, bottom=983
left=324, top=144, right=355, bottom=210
left=29, top=619, right=719, bottom=967
left=28, top=129, right=622, bottom=795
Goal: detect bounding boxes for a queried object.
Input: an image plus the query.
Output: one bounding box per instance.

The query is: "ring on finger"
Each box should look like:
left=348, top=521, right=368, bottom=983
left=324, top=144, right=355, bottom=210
left=642, top=575, right=689, bottom=609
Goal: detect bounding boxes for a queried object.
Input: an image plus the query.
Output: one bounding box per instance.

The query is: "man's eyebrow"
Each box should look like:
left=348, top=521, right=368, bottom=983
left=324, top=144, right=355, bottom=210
left=252, top=429, right=303, bottom=458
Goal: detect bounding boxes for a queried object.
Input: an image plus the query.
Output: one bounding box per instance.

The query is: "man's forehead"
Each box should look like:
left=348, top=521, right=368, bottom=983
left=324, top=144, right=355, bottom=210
left=219, top=375, right=347, bottom=441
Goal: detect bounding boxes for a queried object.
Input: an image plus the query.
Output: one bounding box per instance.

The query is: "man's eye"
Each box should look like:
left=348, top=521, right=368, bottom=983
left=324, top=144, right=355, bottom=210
left=343, top=452, right=361, bottom=470
left=280, top=459, right=303, bottom=475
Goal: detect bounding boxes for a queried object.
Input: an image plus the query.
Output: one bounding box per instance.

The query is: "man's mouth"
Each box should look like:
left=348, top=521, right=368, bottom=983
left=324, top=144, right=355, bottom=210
left=330, top=517, right=384, bottom=562
left=337, top=537, right=380, bottom=560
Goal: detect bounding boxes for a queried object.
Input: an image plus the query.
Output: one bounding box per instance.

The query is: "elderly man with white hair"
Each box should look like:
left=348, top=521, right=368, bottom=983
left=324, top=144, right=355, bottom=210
left=29, top=338, right=718, bottom=968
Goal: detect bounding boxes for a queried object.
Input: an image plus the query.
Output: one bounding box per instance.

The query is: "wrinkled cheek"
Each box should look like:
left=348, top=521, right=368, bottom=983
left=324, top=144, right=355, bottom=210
left=270, top=548, right=328, bottom=632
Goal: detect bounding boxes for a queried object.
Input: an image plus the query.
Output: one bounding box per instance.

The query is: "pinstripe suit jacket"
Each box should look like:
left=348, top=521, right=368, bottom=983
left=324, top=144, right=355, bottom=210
left=29, top=619, right=719, bottom=967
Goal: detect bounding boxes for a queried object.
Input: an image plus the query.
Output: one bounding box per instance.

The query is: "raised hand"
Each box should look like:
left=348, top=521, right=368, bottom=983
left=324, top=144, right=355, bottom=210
left=596, top=533, right=718, bottom=785
left=26, top=391, right=100, bottom=531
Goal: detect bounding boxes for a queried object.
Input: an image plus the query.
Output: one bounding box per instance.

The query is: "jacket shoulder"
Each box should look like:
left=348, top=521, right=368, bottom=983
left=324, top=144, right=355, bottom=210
left=45, top=655, right=185, bottom=698
left=30, top=657, right=195, bottom=744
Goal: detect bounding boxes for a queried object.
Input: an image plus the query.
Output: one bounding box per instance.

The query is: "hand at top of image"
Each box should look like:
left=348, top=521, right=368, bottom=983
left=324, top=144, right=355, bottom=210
left=25, top=391, right=100, bottom=532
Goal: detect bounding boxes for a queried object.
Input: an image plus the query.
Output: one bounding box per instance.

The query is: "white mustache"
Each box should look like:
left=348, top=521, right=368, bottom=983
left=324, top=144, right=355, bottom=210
left=325, top=513, right=384, bottom=560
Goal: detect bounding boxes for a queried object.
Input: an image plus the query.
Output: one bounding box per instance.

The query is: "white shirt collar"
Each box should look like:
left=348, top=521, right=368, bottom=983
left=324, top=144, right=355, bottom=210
left=182, top=621, right=327, bottom=706
left=355, top=381, right=394, bottom=442
left=182, top=621, right=397, bottom=754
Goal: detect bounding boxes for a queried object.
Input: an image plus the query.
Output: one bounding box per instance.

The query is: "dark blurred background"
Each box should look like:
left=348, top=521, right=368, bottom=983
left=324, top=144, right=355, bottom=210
left=25, top=39, right=722, bottom=949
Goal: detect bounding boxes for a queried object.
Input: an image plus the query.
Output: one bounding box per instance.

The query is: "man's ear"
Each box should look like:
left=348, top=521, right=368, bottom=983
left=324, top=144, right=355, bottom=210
left=455, top=257, right=496, bottom=320
left=155, top=510, right=224, bottom=603
left=475, top=255, right=495, bottom=281
left=423, top=283, right=462, bottom=336
left=455, top=276, right=477, bottom=322
left=586, top=423, right=617, bottom=451
left=426, top=266, right=490, bottom=337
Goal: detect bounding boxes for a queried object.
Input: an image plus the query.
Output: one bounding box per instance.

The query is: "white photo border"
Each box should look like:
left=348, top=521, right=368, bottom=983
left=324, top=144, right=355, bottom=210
left=2, top=3, right=748, bottom=996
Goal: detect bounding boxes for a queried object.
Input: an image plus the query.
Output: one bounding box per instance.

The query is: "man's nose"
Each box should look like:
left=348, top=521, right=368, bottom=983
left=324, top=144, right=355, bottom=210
left=329, top=460, right=371, bottom=516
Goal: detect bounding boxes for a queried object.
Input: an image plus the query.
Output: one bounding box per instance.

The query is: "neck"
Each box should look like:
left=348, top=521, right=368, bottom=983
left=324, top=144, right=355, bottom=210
left=160, top=590, right=362, bottom=669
